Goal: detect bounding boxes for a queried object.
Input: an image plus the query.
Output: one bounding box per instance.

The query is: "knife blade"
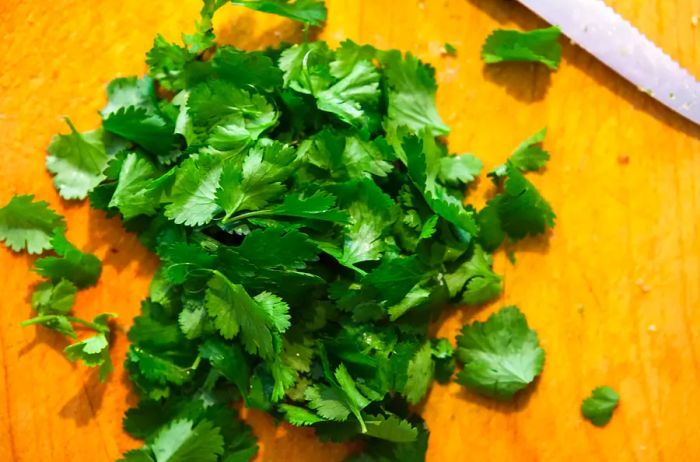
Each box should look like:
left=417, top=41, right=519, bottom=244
left=517, top=0, right=700, bottom=126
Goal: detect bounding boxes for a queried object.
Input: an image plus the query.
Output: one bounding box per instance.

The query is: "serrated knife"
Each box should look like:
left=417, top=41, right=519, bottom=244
left=517, top=0, right=700, bottom=126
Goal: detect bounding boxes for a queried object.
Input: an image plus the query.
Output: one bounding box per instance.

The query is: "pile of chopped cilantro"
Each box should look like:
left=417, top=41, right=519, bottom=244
left=0, top=1, right=568, bottom=461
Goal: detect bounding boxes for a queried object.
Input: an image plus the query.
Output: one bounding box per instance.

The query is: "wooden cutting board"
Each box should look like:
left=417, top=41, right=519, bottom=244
left=1, top=0, right=699, bottom=460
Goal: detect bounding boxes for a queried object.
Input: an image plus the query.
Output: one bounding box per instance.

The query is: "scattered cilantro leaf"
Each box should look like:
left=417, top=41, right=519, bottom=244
left=0, top=195, right=65, bottom=254
left=489, top=128, right=549, bottom=178
left=581, top=386, right=620, bottom=426
left=31, top=279, right=77, bottom=315
left=64, top=331, right=114, bottom=382
left=33, top=230, right=102, bottom=288
left=46, top=119, right=110, bottom=200
left=456, top=306, right=544, bottom=400
left=482, top=27, right=562, bottom=70
left=231, top=0, right=327, bottom=26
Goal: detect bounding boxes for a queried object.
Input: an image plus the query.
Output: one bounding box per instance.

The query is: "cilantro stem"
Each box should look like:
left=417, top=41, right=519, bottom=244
left=221, top=209, right=273, bottom=224
left=190, top=353, right=202, bottom=370
left=21, top=315, right=110, bottom=334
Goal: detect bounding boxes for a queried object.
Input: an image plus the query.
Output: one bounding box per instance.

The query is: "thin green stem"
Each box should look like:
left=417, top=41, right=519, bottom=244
left=221, top=209, right=273, bottom=224
left=21, top=315, right=109, bottom=334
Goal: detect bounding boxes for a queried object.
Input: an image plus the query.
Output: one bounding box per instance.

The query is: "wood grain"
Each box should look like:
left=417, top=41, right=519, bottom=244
left=1, top=0, right=700, bottom=460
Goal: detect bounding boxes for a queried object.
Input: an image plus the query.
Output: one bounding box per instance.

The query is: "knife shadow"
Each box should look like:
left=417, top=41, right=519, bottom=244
left=467, top=0, right=700, bottom=139
left=482, top=62, right=553, bottom=103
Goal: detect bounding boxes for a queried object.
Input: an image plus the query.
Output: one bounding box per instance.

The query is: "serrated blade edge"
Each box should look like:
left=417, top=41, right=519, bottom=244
left=518, top=0, right=700, bottom=126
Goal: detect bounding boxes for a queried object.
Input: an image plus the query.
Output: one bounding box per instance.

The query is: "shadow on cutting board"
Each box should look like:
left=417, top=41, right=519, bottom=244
left=59, top=369, right=108, bottom=427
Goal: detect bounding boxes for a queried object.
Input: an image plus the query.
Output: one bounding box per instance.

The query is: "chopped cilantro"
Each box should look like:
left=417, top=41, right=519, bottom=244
left=444, top=43, right=457, bottom=55
left=581, top=386, right=620, bottom=426
left=1, top=1, right=566, bottom=460
left=482, top=26, right=562, bottom=70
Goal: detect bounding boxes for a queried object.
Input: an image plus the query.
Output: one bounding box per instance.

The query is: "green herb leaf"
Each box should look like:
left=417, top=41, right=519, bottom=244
left=456, top=306, right=544, bottom=400
left=230, top=0, right=327, bottom=26
left=46, top=119, right=110, bottom=200
left=0, top=195, right=65, bottom=254
left=482, top=27, right=562, bottom=70
left=33, top=230, right=102, bottom=288
left=204, top=271, right=290, bottom=359
left=581, top=386, right=620, bottom=426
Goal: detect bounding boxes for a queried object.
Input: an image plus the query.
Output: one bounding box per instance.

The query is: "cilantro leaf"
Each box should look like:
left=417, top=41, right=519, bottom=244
left=230, top=0, right=327, bottom=26
left=103, top=106, right=176, bottom=159
left=330, top=40, right=377, bottom=79
left=109, top=152, right=162, bottom=219
left=0, top=195, right=65, bottom=254
left=456, top=306, right=544, bottom=400
left=279, top=42, right=334, bottom=95
left=31, top=279, right=77, bottom=315
left=363, top=256, right=425, bottom=306
left=64, top=333, right=113, bottom=381
left=212, top=46, right=283, bottom=92
left=33, top=230, right=102, bottom=288
left=199, top=338, right=250, bottom=395
left=581, top=386, right=620, bottom=426
left=46, top=119, right=110, bottom=200
left=444, top=245, right=502, bottom=305
left=236, top=227, right=319, bottom=269
left=387, top=284, right=431, bottom=321
left=101, top=76, right=157, bottom=118
left=127, top=347, right=192, bottom=386
left=482, top=27, right=562, bottom=70
left=279, top=404, right=325, bottom=426
left=187, top=80, right=278, bottom=153
left=146, top=34, right=194, bottom=91
left=490, top=128, right=550, bottom=178
left=403, top=133, right=477, bottom=235
left=163, top=154, right=223, bottom=226
left=381, top=50, right=449, bottom=136
left=265, top=190, right=349, bottom=223
left=316, top=60, right=380, bottom=126
left=216, top=140, right=296, bottom=218
left=204, top=271, right=290, bottom=359
left=364, top=414, right=418, bottom=443
left=183, top=0, right=227, bottom=53
left=439, top=154, right=483, bottom=186
left=138, top=418, right=224, bottom=462
left=305, top=363, right=372, bottom=431
left=402, top=342, right=434, bottom=405
left=485, top=164, right=555, bottom=241
left=328, top=179, right=399, bottom=266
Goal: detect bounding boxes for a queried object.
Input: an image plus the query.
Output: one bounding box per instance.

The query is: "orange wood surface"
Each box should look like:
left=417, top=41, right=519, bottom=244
left=2, top=0, right=700, bottom=460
